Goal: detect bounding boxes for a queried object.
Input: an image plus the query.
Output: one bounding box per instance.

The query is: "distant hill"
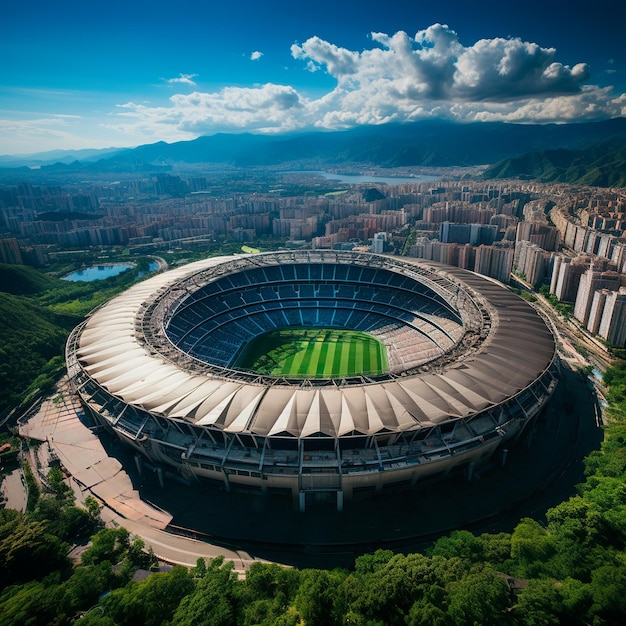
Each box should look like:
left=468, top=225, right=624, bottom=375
left=0, top=283, right=70, bottom=410
left=0, top=262, right=159, bottom=413
left=0, top=146, right=122, bottom=168
left=482, top=141, right=626, bottom=187
left=0, top=263, right=59, bottom=295
left=100, top=118, right=626, bottom=169
left=2, top=118, right=626, bottom=172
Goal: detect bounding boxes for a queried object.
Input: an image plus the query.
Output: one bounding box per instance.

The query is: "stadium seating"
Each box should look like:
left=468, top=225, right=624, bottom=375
left=164, top=261, right=465, bottom=373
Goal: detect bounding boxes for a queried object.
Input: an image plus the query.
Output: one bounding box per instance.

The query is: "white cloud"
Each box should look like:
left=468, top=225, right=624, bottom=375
left=111, top=83, right=305, bottom=139
left=166, top=73, right=198, bottom=86
left=451, top=86, right=626, bottom=123
left=251, top=51, right=263, bottom=61
left=291, top=37, right=359, bottom=76
left=0, top=115, right=98, bottom=154
left=106, top=24, right=624, bottom=142
left=292, top=24, right=589, bottom=103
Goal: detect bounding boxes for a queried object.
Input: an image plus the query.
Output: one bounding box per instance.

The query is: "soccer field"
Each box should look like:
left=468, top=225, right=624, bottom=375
left=234, top=328, right=389, bottom=378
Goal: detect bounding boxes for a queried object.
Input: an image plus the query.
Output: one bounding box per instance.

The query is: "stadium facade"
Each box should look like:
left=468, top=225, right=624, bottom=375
left=66, top=251, right=557, bottom=511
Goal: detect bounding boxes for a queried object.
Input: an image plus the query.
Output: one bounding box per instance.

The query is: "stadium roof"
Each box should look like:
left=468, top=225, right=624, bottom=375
left=74, top=253, right=555, bottom=438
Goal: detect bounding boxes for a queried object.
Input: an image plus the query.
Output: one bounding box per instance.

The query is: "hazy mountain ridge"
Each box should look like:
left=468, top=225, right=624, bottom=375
left=102, top=119, right=626, bottom=169
left=0, top=146, right=123, bottom=168
left=2, top=118, right=626, bottom=176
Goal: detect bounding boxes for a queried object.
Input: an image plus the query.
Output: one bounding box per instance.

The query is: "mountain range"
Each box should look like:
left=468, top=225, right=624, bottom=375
left=2, top=118, right=626, bottom=185
left=481, top=142, right=626, bottom=187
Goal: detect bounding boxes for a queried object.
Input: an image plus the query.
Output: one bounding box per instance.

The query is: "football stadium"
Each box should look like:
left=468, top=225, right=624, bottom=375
left=66, top=251, right=558, bottom=511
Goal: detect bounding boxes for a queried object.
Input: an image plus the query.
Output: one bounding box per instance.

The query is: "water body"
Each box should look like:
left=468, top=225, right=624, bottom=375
left=286, top=170, right=440, bottom=185
left=63, top=264, right=134, bottom=282
left=63, top=261, right=159, bottom=282
left=137, top=261, right=159, bottom=279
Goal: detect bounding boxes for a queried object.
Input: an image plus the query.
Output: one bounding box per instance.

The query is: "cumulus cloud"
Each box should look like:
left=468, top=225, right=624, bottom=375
left=109, top=24, right=624, bottom=141
left=166, top=73, right=198, bottom=86
left=292, top=24, right=589, bottom=103
left=250, top=51, right=263, bottom=61
left=291, top=37, right=359, bottom=76
left=112, top=83, right=305, bottom=139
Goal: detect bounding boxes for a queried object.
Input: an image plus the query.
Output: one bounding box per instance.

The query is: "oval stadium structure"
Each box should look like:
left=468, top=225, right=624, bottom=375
left=66, top=251, right=557, bottom=511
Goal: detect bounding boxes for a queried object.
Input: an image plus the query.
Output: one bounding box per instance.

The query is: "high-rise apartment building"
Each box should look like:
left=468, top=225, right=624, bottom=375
left=587, top=289, right=609, bottom=334
left=474, top=245, right=514, bottom=284
left=599, top=288, right=626, bottom=347
left=514, top=240, right=548, bottom=287
left=550, top=255, right=589, bottom=302
left=516, top=222, right=559, bottom=251
left=573, top=269, right=621, bottom=325
left=0, top=238, right=23, bottom=264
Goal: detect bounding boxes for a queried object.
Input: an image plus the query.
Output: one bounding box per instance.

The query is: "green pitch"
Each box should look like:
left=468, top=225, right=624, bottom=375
left=234, top=327, right=389, bottom=378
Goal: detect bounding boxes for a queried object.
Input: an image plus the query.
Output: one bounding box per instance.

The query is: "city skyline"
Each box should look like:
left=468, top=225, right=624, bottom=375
left=2, top=0, right=625, bottom=155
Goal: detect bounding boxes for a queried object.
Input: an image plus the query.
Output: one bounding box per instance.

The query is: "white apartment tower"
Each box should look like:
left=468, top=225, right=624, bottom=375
left=599, top=288, right=626, bottom=347
left=574, top=269, right=622, bottom=325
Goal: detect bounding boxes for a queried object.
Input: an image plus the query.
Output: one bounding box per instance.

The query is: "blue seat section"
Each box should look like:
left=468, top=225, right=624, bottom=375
left=164, top=263, right=463, bottom=369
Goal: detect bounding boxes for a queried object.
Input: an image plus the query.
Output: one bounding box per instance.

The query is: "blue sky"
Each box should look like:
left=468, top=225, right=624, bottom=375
left=1, top=0, right=625, bottom=154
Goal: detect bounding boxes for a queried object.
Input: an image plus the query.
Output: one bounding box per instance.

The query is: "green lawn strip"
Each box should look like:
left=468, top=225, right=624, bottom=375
left=288, top=340, right=307, bottom=376
left=317, top=339, right=331, bottom=377
left=323, top=339, right=338, bottom=377
left=340, top=336, right=352, bottom=376
left=332, top=335, right=345, bottom=375
left=362, top=338, right=371, bottom=374
left=354, top=339, right=365, bottom=375
left=281, top=347, right=298, bottom=376
left=347, top=340, right=357, bottom=376
left=235, top=328, right=388, bottom=378
left=303, top=334, right=324, bottom=377
left=372, top=339, right=386, bottom=375
left=270, top=344, right=291, bottom=375
left=369, top=340, right=382, bottom=375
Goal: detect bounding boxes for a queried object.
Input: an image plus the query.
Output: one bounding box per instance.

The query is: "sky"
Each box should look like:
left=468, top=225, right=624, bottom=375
left=1, top=0, right=625, bottom=155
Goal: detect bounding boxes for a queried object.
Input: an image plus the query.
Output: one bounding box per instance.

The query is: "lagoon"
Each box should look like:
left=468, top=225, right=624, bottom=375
left=285, top=170, right=440, bottom=185
left=63, top=264, right=134, bottom=282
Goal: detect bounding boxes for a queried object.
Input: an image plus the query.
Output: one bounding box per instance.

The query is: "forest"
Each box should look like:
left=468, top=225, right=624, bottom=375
left=0, top=259, right=154, bottom=413
left=1, top=261, right=626, bottom=624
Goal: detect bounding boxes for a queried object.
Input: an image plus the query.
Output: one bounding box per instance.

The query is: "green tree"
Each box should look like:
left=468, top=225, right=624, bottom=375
left=32, top=498, right=95, bottom=540
left=589, top=564, right=626, bottom=623
left=479, top=532, right=513, bottom=569
left=294, top=568, right=347, bottom=626
left=511, top=518, right=555, bottom=578
left=353, top=548, right=394, bottom=575
left=545, top=497, right=619, bottom=580
left=429, top=529, right=484, bottom=565
left=0, top=509, right=68, bottom=590
left=81, top=527, right=130, bottom=566
left=515, top=578, right=567, bottom=626
left=172, top=557, right=239, bottom=626
left=102, top=566, right=194, bottom=626
left=406, top=600, right=449, bottom=626
left=446, top=566, right=511, bottom=626
left=46, top=466, right=74, bottom=503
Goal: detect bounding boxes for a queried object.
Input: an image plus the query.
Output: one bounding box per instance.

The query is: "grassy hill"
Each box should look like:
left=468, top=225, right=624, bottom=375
left=0, top=262, right=154, bottom=414
left=0, top=292, right=72, bottom=410
left=482, top=142, right=626, bottom=187
left=0, top=264, right=59, bottom=295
